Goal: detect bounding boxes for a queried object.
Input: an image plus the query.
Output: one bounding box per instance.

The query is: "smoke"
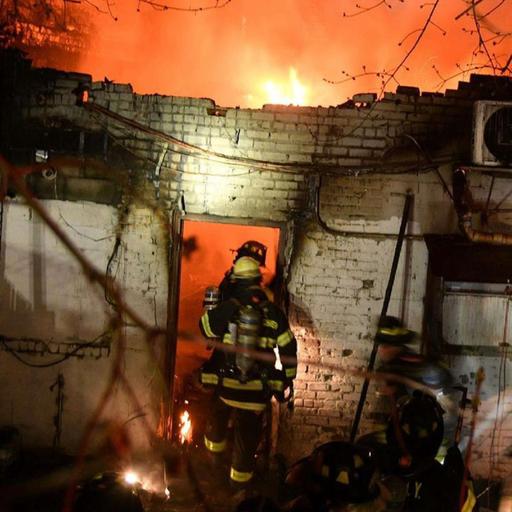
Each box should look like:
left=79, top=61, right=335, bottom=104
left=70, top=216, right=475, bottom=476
left=15, top=0, right=512, bottom=106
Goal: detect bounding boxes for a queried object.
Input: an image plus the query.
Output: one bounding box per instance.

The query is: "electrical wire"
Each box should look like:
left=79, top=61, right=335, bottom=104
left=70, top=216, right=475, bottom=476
left=88, top=109, right=255, bottom=178
left=85, top=102, right=303, bottom=174
left=58, top=209, right=116, bottom=242
left=0, top=331, right=111, bottom=368
left=84, top=101, right=462, bottom=182
left=105, top=234, right=122, bottom=310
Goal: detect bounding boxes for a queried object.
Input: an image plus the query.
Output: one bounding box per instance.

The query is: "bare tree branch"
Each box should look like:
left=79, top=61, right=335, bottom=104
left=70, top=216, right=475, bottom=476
left=342, top=0, right=393, bottom=18
left=455, top=0, right=485, bottom=20
left=137, top=0, right=232, bottom=13
left=472, top=0, right=498, bottom=72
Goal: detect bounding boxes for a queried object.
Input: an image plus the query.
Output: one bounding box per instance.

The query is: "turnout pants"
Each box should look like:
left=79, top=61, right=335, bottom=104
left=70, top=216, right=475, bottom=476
left=204, top=397, right=264, bottom=485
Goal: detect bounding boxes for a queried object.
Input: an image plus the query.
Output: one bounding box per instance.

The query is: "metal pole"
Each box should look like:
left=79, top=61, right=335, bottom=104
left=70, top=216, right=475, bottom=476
left=349, top=193, right=413, bottom=442
left=164, top=208, right=183, bottom=440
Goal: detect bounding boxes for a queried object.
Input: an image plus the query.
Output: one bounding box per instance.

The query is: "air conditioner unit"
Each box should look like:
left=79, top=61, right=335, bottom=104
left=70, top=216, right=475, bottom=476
left=472, top=100, right=512, bottom=167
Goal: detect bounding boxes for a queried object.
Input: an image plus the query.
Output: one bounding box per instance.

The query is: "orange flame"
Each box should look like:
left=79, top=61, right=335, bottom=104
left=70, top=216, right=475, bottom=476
left=261, top=67, right=308, bottom=106
left=179, top=410, right=192, bottom=444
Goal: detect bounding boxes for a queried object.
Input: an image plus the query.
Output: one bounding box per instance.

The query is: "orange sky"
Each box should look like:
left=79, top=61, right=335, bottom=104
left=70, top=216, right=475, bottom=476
left=35, top=0, right=512, bottom=107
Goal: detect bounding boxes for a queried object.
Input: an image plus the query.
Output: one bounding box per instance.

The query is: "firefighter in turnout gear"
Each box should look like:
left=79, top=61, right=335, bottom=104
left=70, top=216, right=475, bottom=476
left=374, top=315, right=457, bottom=463
left=390, top=391, right=465, bottom=512
left=375, top=316, right=453, bottom=399
left=359, top=391, right=463, bottom=512
left=199, top=256, right=297, bottom=488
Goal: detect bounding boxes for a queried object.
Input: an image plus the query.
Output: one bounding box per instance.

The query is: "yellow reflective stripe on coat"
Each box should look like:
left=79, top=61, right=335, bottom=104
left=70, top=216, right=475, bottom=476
left=220, top=397, right=267, bottom=411
left=258, top=337, right=276, bottom=348
left=285, top=367, right=297, bottom=378
left=201, top=373, right=218, bottom=385
left=230, top=467, right=253, bottom=482
left=268, top=379, right=284, bottom=391
left=223, top=332, right=234, bottom=345
left=222, top=378, right=263, bottom=391
left=201, top=313, right=215, bottom=338
left=204, top=436, right=226, bottom=453
left=277, top=330, right=293, bottom=347
left=461, top=482, right=477, bottom=512
left=263, top=319, right=278, bottom=330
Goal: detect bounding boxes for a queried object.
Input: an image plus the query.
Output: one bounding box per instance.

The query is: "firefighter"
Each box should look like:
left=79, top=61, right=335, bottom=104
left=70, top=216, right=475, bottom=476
left=219, top=240, right=269, bottom=301
left=383, top=391, right=459, bottom=511
left=375, top=316, right=453, bottom=399
left=283, top=441, right=386, bottom=512
left=199, top=256, right=297, bottom=489
left=375, top=315, right=457, bottom=462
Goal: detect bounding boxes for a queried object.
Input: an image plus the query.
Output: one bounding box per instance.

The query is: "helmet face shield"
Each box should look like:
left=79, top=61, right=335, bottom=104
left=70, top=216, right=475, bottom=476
left=232, top=256, right=262, bottom=280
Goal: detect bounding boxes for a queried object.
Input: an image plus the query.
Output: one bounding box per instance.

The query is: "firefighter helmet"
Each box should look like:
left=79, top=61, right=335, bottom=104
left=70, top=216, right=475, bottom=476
left=310, top=441, right=379, bottom=504
left=376, top=316, right=415, bottom=345
left=232, top=256, right=261, bottom=280
left=235, top=240, right=267, bottom=267
left=386, top=391, right=444, bottom=466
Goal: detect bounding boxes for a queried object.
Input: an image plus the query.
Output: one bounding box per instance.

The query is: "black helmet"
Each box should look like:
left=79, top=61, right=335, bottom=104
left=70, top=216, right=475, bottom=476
left=386, top=391, right=444, bottom=466
left=376, top=316, right=415, bottom=345
left=310, top=441, right=379, bottom=504
left=235, top=240, right=267, bottom=267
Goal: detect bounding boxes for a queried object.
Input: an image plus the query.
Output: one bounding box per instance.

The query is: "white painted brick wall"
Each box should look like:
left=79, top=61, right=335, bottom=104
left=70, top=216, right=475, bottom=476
left=0, top=200, right=167, bottom=452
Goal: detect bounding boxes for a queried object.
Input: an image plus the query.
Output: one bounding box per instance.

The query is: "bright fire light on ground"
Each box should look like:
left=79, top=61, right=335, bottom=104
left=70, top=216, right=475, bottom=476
left=123, top=470, right=140, bottom=485
left=179, top=410, right=192, bottom=444
left=262, top=67, right=308, bottom=106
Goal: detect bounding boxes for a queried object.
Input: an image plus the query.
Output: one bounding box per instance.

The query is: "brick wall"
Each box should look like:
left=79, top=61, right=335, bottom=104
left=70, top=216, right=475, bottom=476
left=2, top=51, right=512, bottom=476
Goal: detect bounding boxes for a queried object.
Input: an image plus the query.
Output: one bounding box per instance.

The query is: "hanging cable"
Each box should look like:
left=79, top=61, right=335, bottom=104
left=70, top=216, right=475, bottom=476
left=0, top=331, right=111, bottom=368
left=105, top=205, right=130, bottom=311
left=105, top=235, right=122, bottom=310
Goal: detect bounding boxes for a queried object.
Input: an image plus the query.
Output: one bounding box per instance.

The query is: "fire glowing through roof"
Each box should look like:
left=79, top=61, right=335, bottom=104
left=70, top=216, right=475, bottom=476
left=260, top=67, right=308, bottom=106
left=10, top=1, right=512, bottom=107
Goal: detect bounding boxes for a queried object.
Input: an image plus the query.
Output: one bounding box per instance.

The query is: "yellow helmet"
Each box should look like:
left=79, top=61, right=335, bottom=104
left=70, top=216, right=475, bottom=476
left=232, top=256, right=261, bottom=280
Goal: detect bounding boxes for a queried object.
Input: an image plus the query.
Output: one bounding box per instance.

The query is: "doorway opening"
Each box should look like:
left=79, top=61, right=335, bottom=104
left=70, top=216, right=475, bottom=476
left=172, top=218, right=282, bottom=442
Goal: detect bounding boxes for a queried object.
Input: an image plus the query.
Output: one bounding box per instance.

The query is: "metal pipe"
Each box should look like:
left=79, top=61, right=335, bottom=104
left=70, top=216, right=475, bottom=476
left=453, top=168, right=512, bottom=245
left=350, top=192, right=413, bottom=442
